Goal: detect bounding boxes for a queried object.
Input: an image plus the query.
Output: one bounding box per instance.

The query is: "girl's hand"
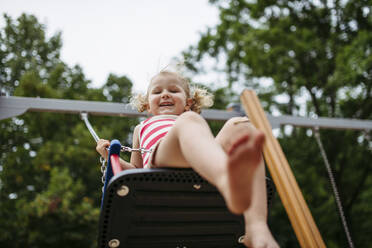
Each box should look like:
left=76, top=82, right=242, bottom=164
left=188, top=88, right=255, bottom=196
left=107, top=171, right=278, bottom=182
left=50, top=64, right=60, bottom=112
left=96, top=139, right=110, bottom=160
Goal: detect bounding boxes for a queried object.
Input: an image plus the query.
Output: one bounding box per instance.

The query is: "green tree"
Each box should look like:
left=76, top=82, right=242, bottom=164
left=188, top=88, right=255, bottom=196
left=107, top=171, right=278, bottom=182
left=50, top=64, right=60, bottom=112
left=0, top=14, right=62, bottom=96
left=183, top=0, right=372, bottom=247
left=0, top=14, right=135, bottom=247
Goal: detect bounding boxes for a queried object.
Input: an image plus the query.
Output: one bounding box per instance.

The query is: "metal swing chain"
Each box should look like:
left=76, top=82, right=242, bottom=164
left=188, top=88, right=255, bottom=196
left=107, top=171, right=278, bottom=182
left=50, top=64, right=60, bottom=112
left=80, top=112, right=152, bottom=191
left=100, top=156, right=107, bottom=193
left=121, top=146, right=153, bottom=154
left=98, top=147, right=152, bottom=193
left=313, top=127, right=355, bottom=248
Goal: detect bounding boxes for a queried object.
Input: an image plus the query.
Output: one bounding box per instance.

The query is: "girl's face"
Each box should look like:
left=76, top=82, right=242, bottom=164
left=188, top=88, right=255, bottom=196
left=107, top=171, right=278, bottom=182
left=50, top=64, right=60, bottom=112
left=146, top=73, right=192, bottom=116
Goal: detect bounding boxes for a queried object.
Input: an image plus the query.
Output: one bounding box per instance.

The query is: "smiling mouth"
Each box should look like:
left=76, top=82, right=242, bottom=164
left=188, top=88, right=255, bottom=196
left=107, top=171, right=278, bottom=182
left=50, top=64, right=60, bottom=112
left=159, top=103, right=174, bottom=107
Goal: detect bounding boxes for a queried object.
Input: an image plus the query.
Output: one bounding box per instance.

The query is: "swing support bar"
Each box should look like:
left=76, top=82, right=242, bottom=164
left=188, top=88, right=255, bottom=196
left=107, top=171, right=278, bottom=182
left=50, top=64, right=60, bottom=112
left=1, top=95, right=371, bottom=131
left=241, top=90, right=326, bottom=248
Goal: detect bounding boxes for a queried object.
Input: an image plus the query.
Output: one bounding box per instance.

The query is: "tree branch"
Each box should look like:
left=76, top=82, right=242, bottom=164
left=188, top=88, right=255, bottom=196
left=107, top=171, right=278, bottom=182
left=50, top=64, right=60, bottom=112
left=306, top=85, right=322, bottom=116
left=345, top=163, right=371, bottom=214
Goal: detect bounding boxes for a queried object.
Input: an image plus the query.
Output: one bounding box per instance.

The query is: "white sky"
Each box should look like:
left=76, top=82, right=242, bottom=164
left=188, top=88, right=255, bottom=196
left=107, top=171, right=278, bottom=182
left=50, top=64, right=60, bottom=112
left=1, top=0, right=219, bottom=92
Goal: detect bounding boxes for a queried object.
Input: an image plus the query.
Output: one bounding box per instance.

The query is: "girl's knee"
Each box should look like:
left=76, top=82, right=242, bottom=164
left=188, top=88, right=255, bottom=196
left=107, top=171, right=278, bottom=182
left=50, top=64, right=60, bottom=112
left=216, top=117, right=255, bottom=151
left=226, top=116, right=251, bottom=128
left=177, top=111, right=205, bottom=124
left=221, top=117, right=255, bottom=134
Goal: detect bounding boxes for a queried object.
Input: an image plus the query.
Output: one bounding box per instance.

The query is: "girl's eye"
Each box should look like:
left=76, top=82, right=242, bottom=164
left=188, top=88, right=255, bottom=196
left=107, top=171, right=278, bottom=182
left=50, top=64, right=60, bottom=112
left=169, top=88, right=179, bottom=93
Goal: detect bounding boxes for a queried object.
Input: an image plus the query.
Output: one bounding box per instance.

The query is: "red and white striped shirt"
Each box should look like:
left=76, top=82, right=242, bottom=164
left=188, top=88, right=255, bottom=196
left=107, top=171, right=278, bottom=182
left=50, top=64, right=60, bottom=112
left=138, top=115, right=177, bottom=168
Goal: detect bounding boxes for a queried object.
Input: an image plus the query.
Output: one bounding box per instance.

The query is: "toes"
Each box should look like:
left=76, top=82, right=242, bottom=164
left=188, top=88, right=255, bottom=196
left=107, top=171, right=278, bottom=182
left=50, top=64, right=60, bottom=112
left=254, top=132, right=265, bottom=149
left=228, top=135, right=250, bottom=155
left=227, top=131, right=265, bottom=157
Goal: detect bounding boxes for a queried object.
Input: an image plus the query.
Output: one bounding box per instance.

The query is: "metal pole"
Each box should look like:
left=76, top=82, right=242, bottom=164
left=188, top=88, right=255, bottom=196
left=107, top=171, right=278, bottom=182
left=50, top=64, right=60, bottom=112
left=80, top=112, right=100, bottom=142
left=1, top=96, right=372, bottom=130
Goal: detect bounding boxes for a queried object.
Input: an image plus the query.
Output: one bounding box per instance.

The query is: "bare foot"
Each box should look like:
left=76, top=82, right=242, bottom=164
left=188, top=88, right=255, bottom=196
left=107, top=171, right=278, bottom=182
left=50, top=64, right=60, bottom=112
left=224, top=131, right=265, bottom=214
left=243, top=221, right=280, bottom=248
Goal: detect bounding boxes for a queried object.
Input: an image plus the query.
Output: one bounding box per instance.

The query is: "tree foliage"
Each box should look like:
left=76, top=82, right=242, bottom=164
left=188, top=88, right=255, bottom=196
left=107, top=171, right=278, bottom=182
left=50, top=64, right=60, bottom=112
left=0, top=14, right=135, bottom=247
left=1, top=4, right=371, bottom=247
left=183, top=0, right=372, bottom=247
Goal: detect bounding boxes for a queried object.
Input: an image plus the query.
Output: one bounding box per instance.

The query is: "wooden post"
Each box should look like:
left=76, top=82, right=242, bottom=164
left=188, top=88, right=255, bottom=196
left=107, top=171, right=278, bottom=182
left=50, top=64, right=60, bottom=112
left=240, top=89, right=326, bottom=248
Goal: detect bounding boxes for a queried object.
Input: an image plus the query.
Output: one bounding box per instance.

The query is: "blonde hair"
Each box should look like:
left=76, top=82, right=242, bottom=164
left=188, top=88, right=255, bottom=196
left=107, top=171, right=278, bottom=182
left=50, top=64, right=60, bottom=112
left=130, top=71, right=214, bottom=114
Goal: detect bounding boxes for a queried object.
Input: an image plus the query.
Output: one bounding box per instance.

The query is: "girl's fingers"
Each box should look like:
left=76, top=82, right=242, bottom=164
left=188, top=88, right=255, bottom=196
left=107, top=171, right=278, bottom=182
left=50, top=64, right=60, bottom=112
left=96, top=139, right=110, bottom=159
left=97, top=139, right=110, bottom=147
left=97, top=139, right=109, bottom=145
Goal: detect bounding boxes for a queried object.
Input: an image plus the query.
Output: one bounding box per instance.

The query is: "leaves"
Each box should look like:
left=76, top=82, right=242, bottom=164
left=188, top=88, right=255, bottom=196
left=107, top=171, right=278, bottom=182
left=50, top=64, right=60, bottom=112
left=187, top=0, right=371, bottom=118
left=0, top=13, right=134, bottom=248
left=0, top=13, right=62, bottom=95
left=185, top=0, right=372, bottom=247
left=1, top=6, right=371, bottom=248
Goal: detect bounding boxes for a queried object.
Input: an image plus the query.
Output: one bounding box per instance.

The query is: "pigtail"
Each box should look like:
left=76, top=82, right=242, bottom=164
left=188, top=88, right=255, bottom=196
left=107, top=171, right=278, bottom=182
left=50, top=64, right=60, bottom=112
left=130, top=93, right=148, bottom=112
left=189, top=86, right=214, bottom=114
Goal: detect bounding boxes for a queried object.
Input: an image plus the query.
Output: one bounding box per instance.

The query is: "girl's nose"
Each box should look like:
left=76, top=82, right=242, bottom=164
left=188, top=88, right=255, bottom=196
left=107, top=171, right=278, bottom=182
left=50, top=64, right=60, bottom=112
left=161, top=90, right=170, bottom=98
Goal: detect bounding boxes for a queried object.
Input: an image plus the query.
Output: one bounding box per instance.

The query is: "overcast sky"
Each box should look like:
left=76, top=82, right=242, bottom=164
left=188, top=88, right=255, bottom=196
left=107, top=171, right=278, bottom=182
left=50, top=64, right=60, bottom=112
left=1, top=0, right=219, bottom=92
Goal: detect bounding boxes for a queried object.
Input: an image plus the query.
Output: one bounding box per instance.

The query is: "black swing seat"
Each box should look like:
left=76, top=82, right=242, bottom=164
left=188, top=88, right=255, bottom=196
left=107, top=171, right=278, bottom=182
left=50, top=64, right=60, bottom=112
left=98, top=168, right=275, bottom=248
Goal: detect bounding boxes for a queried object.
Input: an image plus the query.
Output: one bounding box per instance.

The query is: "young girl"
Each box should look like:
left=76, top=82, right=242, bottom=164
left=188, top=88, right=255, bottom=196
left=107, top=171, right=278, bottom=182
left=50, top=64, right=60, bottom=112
left=96, top=70, right=279, bottom=248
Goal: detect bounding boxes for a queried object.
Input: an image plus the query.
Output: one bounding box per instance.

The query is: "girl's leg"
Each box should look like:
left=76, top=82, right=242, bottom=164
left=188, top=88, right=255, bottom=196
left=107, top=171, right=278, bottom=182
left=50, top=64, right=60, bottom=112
left=215, top=117, right=267, bottom=218
left=153, top=111, right=228, bottom=182
left=153, top=112, right=262, bottom=214
left=216, top=117, right=279, bottom=248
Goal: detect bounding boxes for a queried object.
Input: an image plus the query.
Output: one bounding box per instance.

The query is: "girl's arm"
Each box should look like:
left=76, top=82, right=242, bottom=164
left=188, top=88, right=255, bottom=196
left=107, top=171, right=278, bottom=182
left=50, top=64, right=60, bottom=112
left=129, top=125, right=143, bottom=168
left=95, top=126, right=143, bottom=170
left=118, top=157, right=137, bottom=170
